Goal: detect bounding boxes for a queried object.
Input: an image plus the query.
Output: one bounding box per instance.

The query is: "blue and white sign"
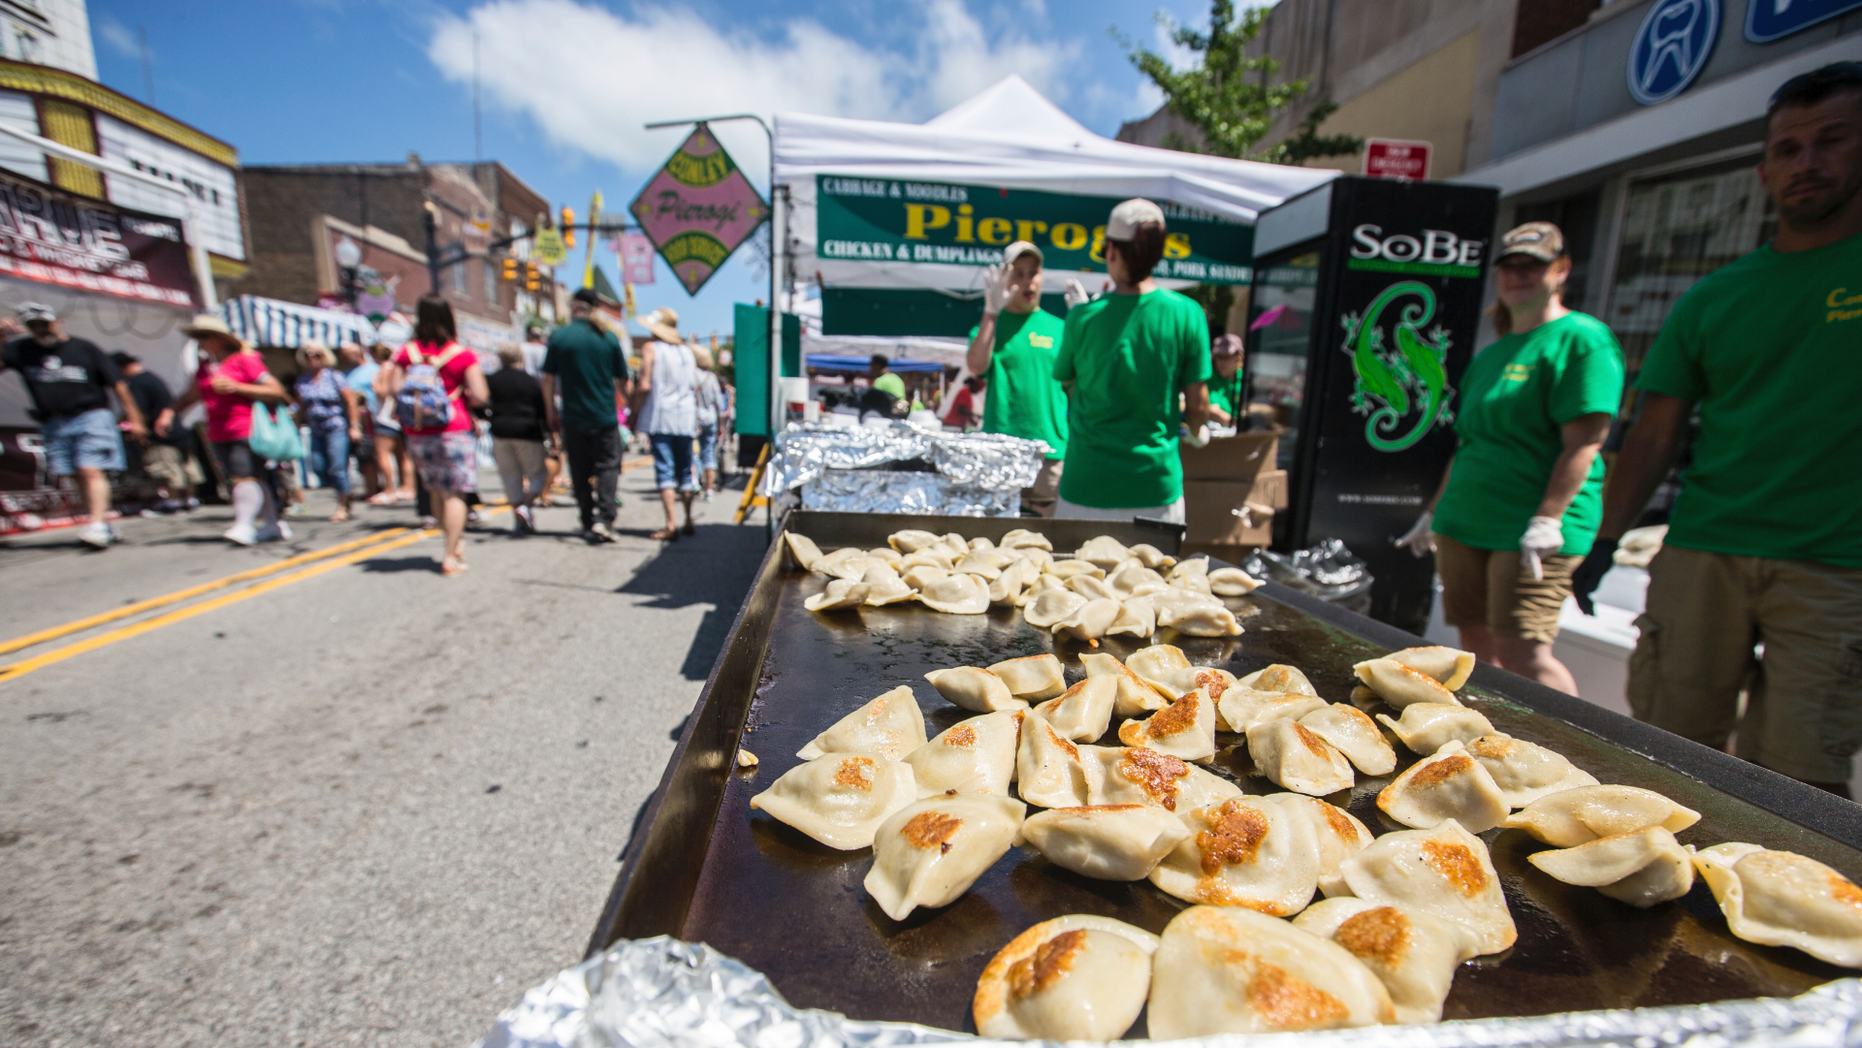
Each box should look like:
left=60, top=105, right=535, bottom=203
left=1747, top=0, right=1862, bottom=43
left=1627, top=0, right=1722, bottom=105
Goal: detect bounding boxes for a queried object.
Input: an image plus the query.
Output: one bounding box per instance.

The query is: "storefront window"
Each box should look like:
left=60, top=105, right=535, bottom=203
left=1604, top=158, right=1776, bottom=373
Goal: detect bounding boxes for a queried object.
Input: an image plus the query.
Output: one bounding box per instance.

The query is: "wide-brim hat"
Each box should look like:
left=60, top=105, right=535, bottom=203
left=181, top=314, right=240, bottom=344
left=638, top=307, right=681, bottom=343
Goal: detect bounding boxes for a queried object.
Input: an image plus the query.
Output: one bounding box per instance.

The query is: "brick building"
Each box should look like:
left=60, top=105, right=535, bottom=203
left=236, top=156, right=558, bottom=347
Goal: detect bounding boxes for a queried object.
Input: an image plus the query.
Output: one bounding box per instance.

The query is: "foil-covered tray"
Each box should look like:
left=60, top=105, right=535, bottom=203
left=763, top=423, right=1048, bottom=496
left=552, top=512, right=1862, bottom=1047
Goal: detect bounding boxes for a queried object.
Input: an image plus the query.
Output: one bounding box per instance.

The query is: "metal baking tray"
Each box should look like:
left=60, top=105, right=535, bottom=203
left=590, top=511, right=1862, bottom=1035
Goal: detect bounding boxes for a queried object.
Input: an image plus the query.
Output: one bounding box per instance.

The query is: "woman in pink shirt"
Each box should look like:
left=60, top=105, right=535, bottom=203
left=163, top=315, right=291, bottom=546
left=387, top=296, right=488, bottom=576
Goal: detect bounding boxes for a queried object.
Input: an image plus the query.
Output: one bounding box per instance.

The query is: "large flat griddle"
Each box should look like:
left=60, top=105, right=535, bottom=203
left=590, top=511, right=1862, bottom=1036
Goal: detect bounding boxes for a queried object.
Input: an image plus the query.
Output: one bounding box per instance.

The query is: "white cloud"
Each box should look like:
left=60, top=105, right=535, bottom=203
left=427, top=0, right=1081, bottom=179
left=96, top=16, right=139, bottom=59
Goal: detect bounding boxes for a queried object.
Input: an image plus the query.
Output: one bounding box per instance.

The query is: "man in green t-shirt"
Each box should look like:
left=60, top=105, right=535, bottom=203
left=543, top=289, right=632, bottom=542
left=1053, top=199, right=1212, bottom=521
left=1205, top=334, right=1246, bottom=426
left=967, top=240, right=1070, bottom=516
left=1573, top=63, right=1862, bottom=793
left=868, top=355, right=906, bottom=401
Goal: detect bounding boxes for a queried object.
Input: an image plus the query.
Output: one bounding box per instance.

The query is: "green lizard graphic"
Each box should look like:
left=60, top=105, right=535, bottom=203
left=1340, top=280, right=1455, bottom=452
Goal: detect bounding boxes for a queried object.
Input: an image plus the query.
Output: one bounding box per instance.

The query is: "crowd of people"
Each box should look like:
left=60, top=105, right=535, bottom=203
left=0, top=288, right=736, bottom=569
left=2, top=61, right=1856, bottom=794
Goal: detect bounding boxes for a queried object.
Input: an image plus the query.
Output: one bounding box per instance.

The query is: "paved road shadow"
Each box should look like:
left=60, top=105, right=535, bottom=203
left=616, top=522, right=770, bottom=680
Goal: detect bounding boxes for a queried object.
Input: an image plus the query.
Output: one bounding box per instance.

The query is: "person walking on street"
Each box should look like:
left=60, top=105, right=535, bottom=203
left=1052, top=199, right=1212, bottom=522
left=111, top=351, right=193, bottom=514
left=968, top=240, right=1069, bottom=516
left=289, top=341, right=362, bottom=522
left=694, top=361, right=723, bottom=501
left=1395, top=223, right=1625, bottom=696
left=941, top=375, right=984, bottom=431
left=1, top=303, right=148, bottom=548
left=338, top=342, right=382, bottom=499
left=368, top=342, right=416, bottom=505
left=164, top=315, right=291, bottom=545
left=632, top=307, right=711, bottom=541
left=387, top=296, right=488, bottom=575
left=542, top=288, right=630, bottom=543
left=487, top=342, right=548, bottom=534
left=1570, top=63, right=1862, bottom=795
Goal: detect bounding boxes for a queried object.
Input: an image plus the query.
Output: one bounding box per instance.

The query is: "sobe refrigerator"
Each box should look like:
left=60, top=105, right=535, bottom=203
left=1244, top=175, right=1498, bottom=633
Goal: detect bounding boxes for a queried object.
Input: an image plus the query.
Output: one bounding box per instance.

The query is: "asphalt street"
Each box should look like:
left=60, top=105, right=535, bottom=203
left=0, top=459, right=771, bottom=1047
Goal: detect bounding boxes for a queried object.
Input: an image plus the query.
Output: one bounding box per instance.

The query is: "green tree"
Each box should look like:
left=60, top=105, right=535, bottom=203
left=1122, top=0, right=1363, bottom=165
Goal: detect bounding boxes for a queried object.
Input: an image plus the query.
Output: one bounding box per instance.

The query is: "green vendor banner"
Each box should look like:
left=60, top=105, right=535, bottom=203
left=815, top=176, right=1255, bottom=286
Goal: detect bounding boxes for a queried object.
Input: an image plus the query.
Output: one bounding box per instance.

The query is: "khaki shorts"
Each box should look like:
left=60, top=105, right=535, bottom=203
left=141, top=443, right=190, bottom=493
left=1021, top=458, right=1063, bottom=518
left=1629, top=545, right=1862, bottom=783
left=1434, top=533, right=1580, bottom=644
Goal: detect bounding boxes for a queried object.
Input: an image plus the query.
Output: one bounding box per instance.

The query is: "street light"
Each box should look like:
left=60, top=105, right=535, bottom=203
left=334, top=236, right=363, bottom=309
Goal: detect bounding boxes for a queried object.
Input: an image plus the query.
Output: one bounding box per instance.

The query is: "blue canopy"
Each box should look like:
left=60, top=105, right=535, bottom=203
left=806, top=354, right=945, bottom=373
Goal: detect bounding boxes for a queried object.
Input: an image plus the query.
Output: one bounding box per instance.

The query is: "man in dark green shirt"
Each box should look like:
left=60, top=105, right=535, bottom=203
left=967, top=240, right=1069, bottom=516
left=1574, top=63, right=1862, bottom=793
left=543, top=288, right=632, bottom=542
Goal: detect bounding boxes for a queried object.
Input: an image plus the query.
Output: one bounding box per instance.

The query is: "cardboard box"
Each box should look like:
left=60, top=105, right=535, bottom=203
left=1179, top=429, right=1281, bottom=482
left=1184, top=479, right=1275, bottom=546
left=1250, top=469, right=1289, bottom=510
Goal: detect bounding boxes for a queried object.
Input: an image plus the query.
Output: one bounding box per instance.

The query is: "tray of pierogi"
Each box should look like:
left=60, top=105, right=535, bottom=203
left=584, top=511, right=1862, bottom=1043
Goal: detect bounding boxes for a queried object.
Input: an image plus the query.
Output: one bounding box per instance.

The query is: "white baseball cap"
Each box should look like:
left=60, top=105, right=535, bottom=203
left=1002, top=240, right=1043, bottom=266
left=1106, top=198, right=1166, bottom=240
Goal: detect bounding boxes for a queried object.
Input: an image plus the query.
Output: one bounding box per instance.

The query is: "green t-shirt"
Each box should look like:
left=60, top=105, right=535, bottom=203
left=971, top=308, right=1068, bottom=459
left=1207, top=369, right=1246, bottom=421
left=1433, top=313, right=1624, bottom=555
left=1636, top=233, right=1862, bottom=567
left=542, top=321, right=630, bottom=429
left=872, top=372, right=906, bottom=399
left=1053, top=288, right=1212, bottom=508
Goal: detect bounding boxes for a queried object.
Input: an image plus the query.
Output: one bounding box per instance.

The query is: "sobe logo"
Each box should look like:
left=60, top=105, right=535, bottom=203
left=1350, top=225, right=1484, bottom=267
left=1341, top=281, right=1456, bottom=453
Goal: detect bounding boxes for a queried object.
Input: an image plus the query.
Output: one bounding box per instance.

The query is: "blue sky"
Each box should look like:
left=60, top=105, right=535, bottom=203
left=88, top=0, right=1214, bottom=340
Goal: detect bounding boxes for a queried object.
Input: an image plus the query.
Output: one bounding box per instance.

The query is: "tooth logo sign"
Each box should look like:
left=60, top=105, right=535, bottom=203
left=1628, top=0, right=1721, bottom=106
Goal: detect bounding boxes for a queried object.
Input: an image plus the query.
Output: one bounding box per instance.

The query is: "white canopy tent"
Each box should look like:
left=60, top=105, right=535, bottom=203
left=773, top=76, right=1338, bottom=300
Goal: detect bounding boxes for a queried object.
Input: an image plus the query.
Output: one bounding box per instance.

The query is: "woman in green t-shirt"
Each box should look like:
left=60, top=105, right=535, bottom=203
left=1205, top=334, right=1246, bottom=426
left=1397, top=222, right=1625, bottom=695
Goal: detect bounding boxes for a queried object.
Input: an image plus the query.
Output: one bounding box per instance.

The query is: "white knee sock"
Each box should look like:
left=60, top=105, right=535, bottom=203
left=232, top=480, right=266, bottom=528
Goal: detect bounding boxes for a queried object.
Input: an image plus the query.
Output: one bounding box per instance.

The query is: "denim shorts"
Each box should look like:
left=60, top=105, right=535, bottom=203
left=649, top=432, right=697, bottom=492
left=696, top=421, right=719, bottom=472
left=41, top=408, right=125, bottom=475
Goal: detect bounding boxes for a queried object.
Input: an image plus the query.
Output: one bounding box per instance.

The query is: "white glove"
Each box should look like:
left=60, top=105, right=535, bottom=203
left=982, top=262, right=1012, bottom=315
left=1064, top=278, right=1090, bottom=310
left=1395, top=511, right=1436, bottom=557
left=1520, top=515, right=1564, bottom=581
left=1182, top=424, right=1211, bottom=448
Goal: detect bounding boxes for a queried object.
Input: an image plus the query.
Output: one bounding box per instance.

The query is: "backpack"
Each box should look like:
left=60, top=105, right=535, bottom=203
left=395, top=343, right=466, bottom=431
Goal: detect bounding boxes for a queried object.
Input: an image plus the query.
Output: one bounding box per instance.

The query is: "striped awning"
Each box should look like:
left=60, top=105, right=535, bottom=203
left=219, top=295, right=380, bottom=349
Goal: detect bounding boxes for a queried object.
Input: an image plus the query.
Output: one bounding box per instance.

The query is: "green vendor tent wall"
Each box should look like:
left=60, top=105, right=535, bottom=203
left=731, top=304, right=801, bottom=437
left=821, top=289, right=1068, bottom=338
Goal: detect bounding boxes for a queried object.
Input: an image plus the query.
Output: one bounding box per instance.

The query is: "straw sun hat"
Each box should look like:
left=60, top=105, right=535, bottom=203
left=638, top=307, right=682, bottom=343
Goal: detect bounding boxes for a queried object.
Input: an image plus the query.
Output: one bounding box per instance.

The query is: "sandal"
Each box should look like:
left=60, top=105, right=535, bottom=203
left=649, top=527, right=679, bottom=542
left=441, top=558, right=470, bottom=576
left=681, top=521, right=696, bottom=536
left=329, top=509, right=351, bottom=523
left=366, top=491, right=397, bottom=506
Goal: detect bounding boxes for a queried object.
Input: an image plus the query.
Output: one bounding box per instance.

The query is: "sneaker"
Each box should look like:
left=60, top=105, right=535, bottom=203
left=419, top=515, right=439, bottom=530
left=590, top=522, right=616, bottom=543
left=224, top=523, right=258, bottom=546
left=255, top=520, right=293, bottom=543
left=702, top=489, right=714, bottom=502
left=78, top=521, right=113, bottom=548
left=285, top=504, right=309, bottom=518
left=513, top=505, right=534, bottom=534
left=467, top=508, right=486, bottom=525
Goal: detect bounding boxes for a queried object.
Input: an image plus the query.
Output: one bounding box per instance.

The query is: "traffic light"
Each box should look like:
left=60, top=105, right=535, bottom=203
left=525, top=262, right=539, bottom=292
left=561, top=206, right=575, bottom=249
left=501, top=257, right=518, bottom=282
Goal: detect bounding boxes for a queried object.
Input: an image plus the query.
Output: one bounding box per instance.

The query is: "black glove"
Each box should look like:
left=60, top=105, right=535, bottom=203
left=1570, top=538, right=1619, bottom=616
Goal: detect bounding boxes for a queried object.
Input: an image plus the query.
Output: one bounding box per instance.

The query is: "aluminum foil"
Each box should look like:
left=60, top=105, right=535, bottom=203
left=802, top=469, right=1020, bottom=517
left=763, top=423, right=1048, bottom=497
left=479, top=935, right=1862, bottom=1048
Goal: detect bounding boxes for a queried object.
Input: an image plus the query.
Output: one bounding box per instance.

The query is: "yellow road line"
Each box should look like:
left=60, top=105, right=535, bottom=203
left=0, top=527, right=413, bottom=656
left=0, top=528, right=439, bottom=685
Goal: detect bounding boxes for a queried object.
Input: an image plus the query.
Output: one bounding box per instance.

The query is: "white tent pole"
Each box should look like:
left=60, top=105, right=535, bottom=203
left=0, top=121, right=218, bottom=310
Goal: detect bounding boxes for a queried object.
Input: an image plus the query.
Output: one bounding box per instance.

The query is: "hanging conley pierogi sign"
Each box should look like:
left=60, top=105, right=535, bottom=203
left=816, top=176, right=1255, bottom=285
left=631, top=126, right=769, bottom=295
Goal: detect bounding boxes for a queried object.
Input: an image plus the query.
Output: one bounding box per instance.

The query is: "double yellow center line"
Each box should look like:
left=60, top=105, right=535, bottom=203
left=0, top=516, right=487, bottom=684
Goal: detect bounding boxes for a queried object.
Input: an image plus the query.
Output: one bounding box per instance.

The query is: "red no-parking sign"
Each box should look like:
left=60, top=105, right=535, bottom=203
left=1363, top=139, right=1432, bottom=181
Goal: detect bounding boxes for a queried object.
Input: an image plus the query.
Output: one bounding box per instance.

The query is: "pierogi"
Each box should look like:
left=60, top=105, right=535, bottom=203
left=973, top=915, right=1159, bottom=1040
